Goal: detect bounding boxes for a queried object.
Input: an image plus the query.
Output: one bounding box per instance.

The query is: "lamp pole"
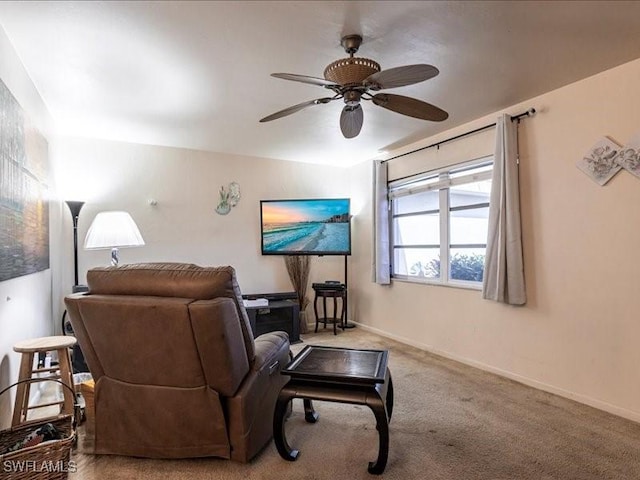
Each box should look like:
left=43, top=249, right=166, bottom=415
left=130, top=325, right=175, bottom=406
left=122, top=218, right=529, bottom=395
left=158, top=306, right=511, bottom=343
left=342, top=254, right=355, bottom=329
left=62, top=201, right=90, bottom=374
left=65, top=201, right=85, bottom=291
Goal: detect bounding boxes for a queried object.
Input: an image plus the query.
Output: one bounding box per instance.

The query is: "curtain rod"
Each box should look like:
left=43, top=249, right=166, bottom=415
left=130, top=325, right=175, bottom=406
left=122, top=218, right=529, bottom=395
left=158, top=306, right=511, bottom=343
left=381, top=108, right=536, bottom=164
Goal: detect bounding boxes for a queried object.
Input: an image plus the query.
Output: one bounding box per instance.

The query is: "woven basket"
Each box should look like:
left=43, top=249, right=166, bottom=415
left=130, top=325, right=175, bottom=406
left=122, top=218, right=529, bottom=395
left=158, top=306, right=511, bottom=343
left=0, top=380, right=77, bottom=480
left=0, top=416, right=75, bottom=480
left=323, top=57, right=380, bottom=86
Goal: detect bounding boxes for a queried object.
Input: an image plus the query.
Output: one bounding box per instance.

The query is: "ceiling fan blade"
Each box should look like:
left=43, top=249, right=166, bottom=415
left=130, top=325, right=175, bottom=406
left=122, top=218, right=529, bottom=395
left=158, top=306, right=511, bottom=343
left=340, top=105, right=364, bottom=139
left=271, top=73, right=339, bottom=88
left=364, top=64, right=439, bottom=90
left=372, top=93, right=448, bottom=122
left=260, top=97, right=333, bottom=123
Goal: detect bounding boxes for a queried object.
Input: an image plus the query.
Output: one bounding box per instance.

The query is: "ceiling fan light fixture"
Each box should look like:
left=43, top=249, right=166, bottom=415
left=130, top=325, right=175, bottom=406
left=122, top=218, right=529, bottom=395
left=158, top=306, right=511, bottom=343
left=261, top=33, right=448, bottom=139
left=323, top=57, right=381, bottom=87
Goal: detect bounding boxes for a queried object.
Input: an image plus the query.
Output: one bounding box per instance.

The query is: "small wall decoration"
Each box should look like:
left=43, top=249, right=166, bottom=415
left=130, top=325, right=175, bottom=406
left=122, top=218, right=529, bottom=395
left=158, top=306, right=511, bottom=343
left=215, top=181, right=241, bottom=215
left=577, top=132, right=640, bottom=186
left=615, top=132, right=640, bottom=179
left=576, top=137, right=622, bottom=186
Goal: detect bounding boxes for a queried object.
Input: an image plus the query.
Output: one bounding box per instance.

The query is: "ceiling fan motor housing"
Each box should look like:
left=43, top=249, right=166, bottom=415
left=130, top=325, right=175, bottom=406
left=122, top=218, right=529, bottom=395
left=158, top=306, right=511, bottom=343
left=324, top=57, right=381, bottom=87
left=343, top=90, right=362, bottom=106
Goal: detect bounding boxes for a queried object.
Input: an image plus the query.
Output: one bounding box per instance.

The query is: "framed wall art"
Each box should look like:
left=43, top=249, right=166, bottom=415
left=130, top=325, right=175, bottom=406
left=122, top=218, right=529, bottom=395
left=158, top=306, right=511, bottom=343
left=576, top=137, right=621, bottom=186
left=0, top=78, right=50, bottom=282
left=615, top=132, right=640, bottom=179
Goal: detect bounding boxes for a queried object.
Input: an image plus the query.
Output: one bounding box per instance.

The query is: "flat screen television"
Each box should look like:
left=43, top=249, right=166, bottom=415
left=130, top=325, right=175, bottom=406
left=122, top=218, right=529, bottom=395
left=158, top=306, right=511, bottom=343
left=260, top=198, right=351, bottom=255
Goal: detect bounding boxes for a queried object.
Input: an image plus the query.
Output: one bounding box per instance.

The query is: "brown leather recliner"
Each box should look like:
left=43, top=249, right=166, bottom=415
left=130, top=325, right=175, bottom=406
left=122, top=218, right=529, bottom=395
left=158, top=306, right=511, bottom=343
left=64, top=263, right=290, bottom=462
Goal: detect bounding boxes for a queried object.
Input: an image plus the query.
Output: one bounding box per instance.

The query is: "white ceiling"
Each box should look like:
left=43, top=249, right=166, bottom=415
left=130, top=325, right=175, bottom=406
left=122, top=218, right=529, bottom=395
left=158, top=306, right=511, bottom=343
left=1, top=1, right=640, bottom=167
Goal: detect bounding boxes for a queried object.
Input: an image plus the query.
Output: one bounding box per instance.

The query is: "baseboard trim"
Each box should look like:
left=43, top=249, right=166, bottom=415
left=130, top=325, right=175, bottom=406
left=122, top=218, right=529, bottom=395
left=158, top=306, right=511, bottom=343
left=353, top=322, right=640, bottom=424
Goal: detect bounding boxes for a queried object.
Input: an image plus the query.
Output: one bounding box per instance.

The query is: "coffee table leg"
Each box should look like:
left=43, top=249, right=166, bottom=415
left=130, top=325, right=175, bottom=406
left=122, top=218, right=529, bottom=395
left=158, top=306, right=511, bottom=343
left=273, top=393, right=299, bottom=461
left=366, top=392, right=390, bottom=475
left=303, top=398, right=319, bottom=423
left=386, top=372, right=394, bottom=422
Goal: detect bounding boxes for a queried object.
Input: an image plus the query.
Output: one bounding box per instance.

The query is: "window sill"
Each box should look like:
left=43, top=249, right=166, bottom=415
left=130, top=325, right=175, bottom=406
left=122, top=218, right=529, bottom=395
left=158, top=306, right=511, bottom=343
left=392, top=275, right=483, bottom=291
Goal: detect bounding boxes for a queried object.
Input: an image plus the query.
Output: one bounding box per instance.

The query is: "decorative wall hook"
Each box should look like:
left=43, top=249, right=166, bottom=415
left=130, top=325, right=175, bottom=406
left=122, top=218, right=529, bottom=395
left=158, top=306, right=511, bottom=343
left=215, top=181, right=241, bottom=215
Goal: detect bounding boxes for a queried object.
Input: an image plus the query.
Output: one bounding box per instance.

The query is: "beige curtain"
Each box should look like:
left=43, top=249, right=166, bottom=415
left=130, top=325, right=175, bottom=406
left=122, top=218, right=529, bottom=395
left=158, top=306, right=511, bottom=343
left=372, top=160, right=391, bottom=284
left=482, top=114, right=526, bottom=305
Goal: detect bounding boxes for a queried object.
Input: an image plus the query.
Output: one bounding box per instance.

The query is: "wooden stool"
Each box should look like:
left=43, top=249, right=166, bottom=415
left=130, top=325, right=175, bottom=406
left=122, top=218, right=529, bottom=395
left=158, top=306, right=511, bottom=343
left=12, top=335, right=77, bottom=427
left=313, top=284, right=346, bottom=335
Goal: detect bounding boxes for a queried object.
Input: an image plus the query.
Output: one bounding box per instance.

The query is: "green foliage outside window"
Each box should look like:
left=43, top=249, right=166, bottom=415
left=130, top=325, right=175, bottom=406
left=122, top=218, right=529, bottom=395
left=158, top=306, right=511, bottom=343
left=410, top=253, right=485, bottom=282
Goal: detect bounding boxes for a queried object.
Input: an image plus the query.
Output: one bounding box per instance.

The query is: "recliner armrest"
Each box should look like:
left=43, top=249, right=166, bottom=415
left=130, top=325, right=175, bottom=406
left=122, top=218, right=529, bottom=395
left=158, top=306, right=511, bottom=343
left=252, top=331, right=290, bottom=373
left=226, top=330, right=290, bottom=462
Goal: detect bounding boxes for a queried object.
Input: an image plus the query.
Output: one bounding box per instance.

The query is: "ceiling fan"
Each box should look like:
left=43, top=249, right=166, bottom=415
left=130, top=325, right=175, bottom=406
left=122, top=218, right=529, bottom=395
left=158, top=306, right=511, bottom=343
left=260, top=34, right=449, bottom=139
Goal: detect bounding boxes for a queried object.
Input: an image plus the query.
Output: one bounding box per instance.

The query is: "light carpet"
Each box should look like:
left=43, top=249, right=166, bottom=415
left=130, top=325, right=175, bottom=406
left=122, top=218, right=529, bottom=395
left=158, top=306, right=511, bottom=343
left=70, top=328, right=640, bottom=479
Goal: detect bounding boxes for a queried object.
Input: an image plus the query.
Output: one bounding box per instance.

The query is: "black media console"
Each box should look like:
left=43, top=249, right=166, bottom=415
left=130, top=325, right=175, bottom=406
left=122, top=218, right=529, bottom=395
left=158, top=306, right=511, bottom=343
left=243, top=292, right=300, bottom=343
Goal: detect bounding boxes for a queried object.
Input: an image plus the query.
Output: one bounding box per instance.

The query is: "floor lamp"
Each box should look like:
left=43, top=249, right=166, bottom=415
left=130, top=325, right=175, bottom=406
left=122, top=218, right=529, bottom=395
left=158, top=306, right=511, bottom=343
left=64, top=200, right=89, bottom=373
left=65, top=200, right=88, bottom=293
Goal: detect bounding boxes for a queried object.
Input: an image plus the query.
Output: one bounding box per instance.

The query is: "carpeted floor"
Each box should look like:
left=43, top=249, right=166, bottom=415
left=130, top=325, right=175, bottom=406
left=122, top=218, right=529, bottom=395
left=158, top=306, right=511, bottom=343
left=69, top=328, right=640, bottom=479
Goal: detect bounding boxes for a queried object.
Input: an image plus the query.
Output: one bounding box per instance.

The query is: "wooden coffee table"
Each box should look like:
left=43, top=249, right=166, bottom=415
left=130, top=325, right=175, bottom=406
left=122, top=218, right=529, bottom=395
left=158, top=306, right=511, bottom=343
left=273, top=345, right=394, bottom=475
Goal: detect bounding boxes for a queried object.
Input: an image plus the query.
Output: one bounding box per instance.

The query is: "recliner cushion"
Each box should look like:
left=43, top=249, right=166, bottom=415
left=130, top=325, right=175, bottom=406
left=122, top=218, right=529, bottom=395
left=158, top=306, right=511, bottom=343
left=189, top=298, right=250, bottom=396
left=86, top=263, right=255, bottom=361
left=77, top=295, right=206, bottom=387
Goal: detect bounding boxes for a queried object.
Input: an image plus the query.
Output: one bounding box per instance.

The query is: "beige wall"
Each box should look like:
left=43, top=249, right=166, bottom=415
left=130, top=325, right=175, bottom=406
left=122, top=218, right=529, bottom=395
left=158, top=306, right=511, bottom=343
left=0, top=27, right=56, bottom=428
left=349, top=57, right=640, bottom=422
left=50, top=137, right=350, bottom=325
left=3, top=17, right=639, bottom=428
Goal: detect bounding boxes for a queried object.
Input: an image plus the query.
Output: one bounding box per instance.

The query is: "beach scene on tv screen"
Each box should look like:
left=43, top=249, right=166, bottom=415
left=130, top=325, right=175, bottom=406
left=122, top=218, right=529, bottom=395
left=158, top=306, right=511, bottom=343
left=262, top=199, right=350, bottom=254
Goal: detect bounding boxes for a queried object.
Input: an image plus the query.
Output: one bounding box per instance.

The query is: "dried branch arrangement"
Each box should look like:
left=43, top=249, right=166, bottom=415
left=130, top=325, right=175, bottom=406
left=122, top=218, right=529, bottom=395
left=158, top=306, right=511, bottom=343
left=284, top=256, right=311, bottom=333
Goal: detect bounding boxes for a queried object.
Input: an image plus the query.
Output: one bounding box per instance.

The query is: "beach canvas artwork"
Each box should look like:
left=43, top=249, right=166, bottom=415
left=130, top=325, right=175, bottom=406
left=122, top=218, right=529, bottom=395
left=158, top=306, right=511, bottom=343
left=576, top=137, right=622, bottom=186
left=261, top=199, right=350, bottom=255
left=0, top=78, right=50, bottom=282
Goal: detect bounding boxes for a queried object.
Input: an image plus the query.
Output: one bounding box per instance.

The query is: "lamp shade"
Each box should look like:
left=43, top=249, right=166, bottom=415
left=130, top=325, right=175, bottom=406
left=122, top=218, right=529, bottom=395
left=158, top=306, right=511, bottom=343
left=84, top=211, right=145, bottom=250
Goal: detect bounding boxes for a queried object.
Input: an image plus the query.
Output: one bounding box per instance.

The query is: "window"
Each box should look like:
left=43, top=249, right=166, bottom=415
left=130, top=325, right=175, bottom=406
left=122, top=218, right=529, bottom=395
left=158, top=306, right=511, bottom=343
left=389, top=158, right=493, bottom=287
